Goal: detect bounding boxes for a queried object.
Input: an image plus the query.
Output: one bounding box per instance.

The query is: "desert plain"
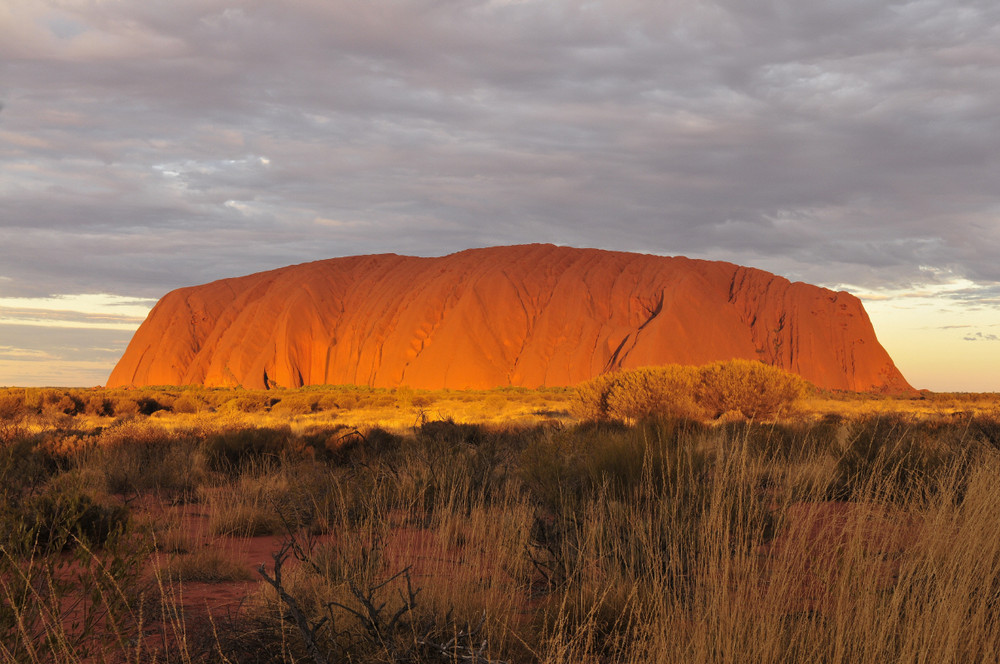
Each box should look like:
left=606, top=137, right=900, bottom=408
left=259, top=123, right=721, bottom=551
left=3, top=374, right=1000, bottom=663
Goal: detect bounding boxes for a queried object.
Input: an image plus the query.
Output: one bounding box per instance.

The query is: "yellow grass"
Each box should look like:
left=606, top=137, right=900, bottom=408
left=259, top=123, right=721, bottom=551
left=3, top=382, right=1000, bottom=661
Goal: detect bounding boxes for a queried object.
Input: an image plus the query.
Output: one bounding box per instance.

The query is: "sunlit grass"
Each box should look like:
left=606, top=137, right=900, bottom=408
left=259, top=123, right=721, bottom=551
left=2, top=381, right=1000, bottom=661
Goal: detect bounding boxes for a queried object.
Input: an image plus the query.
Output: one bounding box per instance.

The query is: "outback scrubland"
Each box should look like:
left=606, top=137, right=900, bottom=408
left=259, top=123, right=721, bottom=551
left=2, top=361, right=1000, bottom=663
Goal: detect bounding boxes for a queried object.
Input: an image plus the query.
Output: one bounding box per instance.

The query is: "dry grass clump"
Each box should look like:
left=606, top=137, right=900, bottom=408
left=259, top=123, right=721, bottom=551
left=162, top=548, right=254, bottom=584
left=151, top=517, right=193, bottom=554
left=205, top=460, right=341, bottom=537
left=7, top=384, right=1000, bottom=662
left=84, top=419, right=205, bottom=499
left=205, top=470, right=289, bottom=537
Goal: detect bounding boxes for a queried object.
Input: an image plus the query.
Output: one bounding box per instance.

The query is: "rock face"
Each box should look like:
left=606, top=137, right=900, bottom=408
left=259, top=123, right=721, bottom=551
left=107, top=244, right=912, bottom=392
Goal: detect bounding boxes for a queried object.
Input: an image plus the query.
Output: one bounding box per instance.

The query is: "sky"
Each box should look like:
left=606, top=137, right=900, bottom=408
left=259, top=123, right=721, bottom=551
left=1, top=0, right=999, bottom=391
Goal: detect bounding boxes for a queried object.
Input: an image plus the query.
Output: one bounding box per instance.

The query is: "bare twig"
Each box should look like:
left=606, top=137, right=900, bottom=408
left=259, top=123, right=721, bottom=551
left=257, top=542, right=330, bottom=664
left=329, top=565, right=419, bottom=647
left=417, top=613, right=508, bottom=664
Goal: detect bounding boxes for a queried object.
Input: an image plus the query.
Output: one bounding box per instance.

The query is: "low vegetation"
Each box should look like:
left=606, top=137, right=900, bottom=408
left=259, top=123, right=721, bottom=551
left=575, top=360, right=807, bottom=422
left=0, top=370, right=999, bottom=662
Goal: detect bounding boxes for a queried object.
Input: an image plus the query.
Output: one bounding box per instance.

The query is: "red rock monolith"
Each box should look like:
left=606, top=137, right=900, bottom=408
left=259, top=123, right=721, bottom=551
left=107, top=244, right=912, bottom=392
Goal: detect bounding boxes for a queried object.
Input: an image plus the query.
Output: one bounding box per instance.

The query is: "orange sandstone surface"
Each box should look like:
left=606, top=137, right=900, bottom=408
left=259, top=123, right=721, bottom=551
left=107, top=244, right=912, bottom=392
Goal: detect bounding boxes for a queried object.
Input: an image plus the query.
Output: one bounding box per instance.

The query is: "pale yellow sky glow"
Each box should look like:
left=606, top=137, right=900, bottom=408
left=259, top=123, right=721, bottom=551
left=0, top=294, right=153, bottom=331
left=849, top=283, right=1000, bottom=393
left=0, top=294, right=153, bottom=386
left=0, top=293, right=156, bottom=319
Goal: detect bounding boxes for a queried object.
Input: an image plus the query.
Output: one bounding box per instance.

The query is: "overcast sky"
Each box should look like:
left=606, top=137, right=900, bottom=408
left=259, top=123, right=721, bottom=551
left=2, top=0, right=999, bottom=390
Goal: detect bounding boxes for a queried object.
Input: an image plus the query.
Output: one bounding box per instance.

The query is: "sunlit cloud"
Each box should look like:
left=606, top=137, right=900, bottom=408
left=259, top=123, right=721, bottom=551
left=0, top=346, right=56, bottom=360
left=837, top=278, right=995, bottom=304
left=0, top=293, right=153, bottom=330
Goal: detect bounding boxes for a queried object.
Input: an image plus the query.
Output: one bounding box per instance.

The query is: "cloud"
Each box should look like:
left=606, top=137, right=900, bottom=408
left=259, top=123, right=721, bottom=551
left=0, top=346, right=56, bottom=361
left=0, top=324, right=134, bottom=387
left=2, top=0, right=1000, bottom=384
left=0, top=293, right=154, bottom=329
left=964, top=332, right=1000, bottom=342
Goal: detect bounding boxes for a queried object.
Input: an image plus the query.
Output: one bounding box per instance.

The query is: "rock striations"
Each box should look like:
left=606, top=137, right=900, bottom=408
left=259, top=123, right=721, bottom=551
left=107, top=244, right=912, bottom=392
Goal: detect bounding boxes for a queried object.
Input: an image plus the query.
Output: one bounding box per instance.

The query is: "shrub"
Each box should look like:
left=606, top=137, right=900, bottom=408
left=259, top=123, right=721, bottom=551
left=0, top=390, right=26, bottom=421
left=827, top=415, right=962, bottom=501
left=135, top=395, right=168, bottom=415
left=102, top=395, right=140, bottom=417
left=90, top=420, right=201, bottom=496
left=271, top=393, right=320, bottom=416
left=163, top=548, right=254, bottom=583
left=2, top=481, right=129, bottom=554
left=43, top=393, right=83, bottom=418
left=574, top=360, right=805, bottom=422
left=201, top=426, right=293, bottom=474
left=696, top=359, right=806, bottom=419
left=571, top=372, right=618, bottom=420
left=605, top=365, right=703, bottom=421
left=221, top=392, right=279, bottom=413
left=0, top=391, right=26, bottom=443
left=83, top=395, right=115, bottom=417
left=172, top=394, right=200, bottom=413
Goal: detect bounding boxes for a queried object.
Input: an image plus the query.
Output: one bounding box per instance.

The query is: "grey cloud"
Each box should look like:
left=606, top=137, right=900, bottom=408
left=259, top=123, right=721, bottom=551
left=1, top=0, right=1000, bottom=306
left=964, top=332, right=1000, bottom=342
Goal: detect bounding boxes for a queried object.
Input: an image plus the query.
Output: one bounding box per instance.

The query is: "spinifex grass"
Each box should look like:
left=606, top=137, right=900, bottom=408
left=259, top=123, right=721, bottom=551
left=3, top=398, right=1000, bottom=662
